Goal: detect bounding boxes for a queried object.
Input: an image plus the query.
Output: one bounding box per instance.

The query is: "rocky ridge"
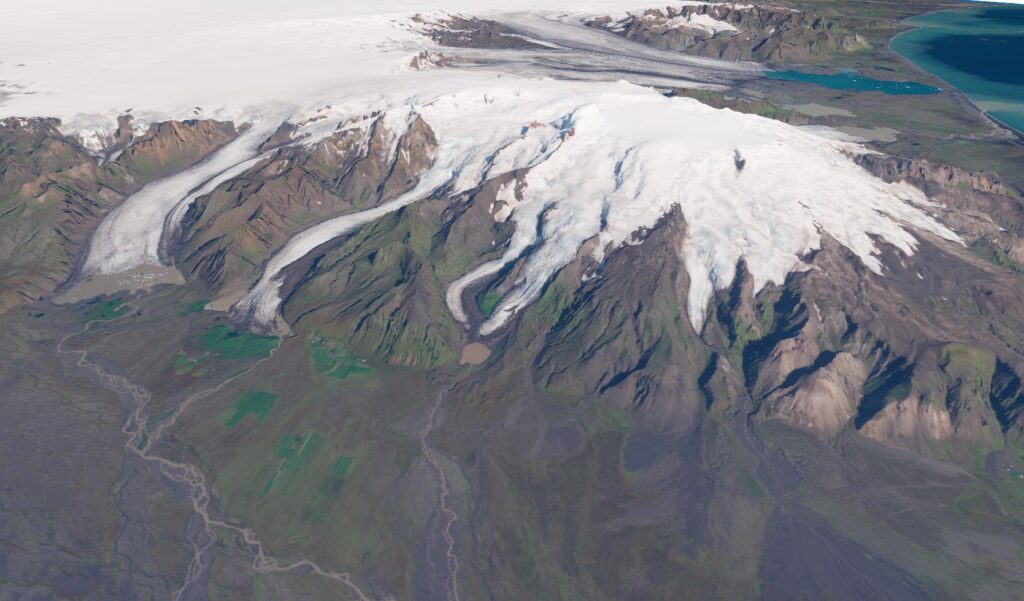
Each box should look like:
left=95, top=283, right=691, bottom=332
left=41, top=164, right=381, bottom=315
left=586, top=4, right=872, bottom=63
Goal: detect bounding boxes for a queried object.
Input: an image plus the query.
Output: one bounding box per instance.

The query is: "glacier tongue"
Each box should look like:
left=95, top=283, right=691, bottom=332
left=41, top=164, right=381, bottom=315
left=81, top=120, right=282, bottom=277
left=232, top=78, right=959, bottom=335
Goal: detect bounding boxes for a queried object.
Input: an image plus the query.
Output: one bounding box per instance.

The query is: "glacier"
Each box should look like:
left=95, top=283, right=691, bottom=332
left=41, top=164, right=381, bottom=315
left=231, top=78, right=958, bottom=335
left=0, top=0, right=754, bottom=143
left=80, top=121, right=282, bottom=276
left=0, top=0, right=964, bottom=335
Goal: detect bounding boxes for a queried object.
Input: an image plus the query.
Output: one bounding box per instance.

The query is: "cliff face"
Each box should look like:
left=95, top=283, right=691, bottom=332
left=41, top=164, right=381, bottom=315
left=766, top=351, right=867, bottom=436
left=857, top=153, right=1024, bottom=275
left=587, top=5, right=871, bottom=64
left=0, top=118, right=236, bottom=311
left=690, top=234, right=1023, bottom=455
left=856, top=154, right=1014, bottom=198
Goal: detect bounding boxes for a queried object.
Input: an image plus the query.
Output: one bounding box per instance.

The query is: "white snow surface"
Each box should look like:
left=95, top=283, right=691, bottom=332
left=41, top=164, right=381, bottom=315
left=0, top=0, right=737, bottom=142
left=2, top=1, right=962, bottom=334
left=603, top=10, right=738, bottom=35
left=233, top=79, right=959, bottom=334
left=666, top=13, right=739, bottom=34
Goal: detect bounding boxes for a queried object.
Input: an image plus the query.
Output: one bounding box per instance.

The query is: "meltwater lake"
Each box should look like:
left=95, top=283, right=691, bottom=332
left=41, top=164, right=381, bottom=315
left=763, top=69, right=940, bottom=94
left=891, top=3, right=1024, bottom=134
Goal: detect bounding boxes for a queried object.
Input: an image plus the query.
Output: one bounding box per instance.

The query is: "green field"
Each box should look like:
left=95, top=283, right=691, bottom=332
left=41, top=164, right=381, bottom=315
left=329, top=455, right=353, bottom=479
left=308, top=336, right=372, bottom=379
left=84, top=298, right=130, bottom=321
left=173, top=351, right=212, bottom=376
left=303, top=454, right=356, bottom=522
left=201, top=324, right=279, bottom=359
left=179, top=300, right=209, bottom=316
left=224, top=390, right=278, bottom=427
left=259, top=433, right=325, bottom=498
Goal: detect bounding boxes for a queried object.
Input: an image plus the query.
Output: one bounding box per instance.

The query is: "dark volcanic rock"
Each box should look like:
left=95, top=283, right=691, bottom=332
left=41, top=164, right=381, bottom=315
left=588, top=4, right=871, bottom=64
left=412, top=13, right=552, bottom=50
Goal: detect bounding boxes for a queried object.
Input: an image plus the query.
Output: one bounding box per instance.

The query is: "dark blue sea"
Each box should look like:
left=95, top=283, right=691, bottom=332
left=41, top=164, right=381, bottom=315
left=891, top=4, right=1024, bottom=134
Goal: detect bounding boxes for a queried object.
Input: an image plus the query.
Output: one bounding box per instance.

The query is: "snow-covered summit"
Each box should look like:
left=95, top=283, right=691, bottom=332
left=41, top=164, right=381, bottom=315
left=3, top=0, right=964, bottom=334
left=228, top=79, right=959, bottom=334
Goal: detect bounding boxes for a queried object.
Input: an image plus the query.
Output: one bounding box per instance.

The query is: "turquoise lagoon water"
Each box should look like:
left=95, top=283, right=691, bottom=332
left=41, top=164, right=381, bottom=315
left=891, top=4, right=1024, bottom=134
left=764, top=69, right=941, bottom=95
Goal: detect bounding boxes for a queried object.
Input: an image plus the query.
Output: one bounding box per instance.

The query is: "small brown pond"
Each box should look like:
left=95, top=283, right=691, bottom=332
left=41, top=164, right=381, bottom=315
left=459, top=343, right=491, bottom=365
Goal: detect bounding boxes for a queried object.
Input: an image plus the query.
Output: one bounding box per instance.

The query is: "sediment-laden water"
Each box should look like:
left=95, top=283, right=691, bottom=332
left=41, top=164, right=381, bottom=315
left=892, top=4, right=1024, bottom=134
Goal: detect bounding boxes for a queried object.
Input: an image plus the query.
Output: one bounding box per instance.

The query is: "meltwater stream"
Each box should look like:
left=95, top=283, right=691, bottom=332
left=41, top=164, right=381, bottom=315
left=57, top=306, right=378, bottom=600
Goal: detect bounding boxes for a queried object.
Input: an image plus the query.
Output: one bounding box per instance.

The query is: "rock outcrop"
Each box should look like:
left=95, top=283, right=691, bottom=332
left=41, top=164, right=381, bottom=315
left=766, top=352, right=867, bottom=436
left=588, top=4, right=872, bottom=64
left=411, top=13, right=552, bottom=50
left=115, top=119, right=238, bottom=181
left=856, top=154, right=1014, bottom=199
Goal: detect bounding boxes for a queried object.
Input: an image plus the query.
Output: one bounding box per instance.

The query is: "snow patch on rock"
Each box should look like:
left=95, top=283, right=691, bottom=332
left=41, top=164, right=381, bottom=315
left=666, top=13, right=739, bottom=35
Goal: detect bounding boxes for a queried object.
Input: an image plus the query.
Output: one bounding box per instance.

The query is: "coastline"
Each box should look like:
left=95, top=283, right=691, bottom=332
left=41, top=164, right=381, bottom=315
left=887, top=4, right=1024, bottom=140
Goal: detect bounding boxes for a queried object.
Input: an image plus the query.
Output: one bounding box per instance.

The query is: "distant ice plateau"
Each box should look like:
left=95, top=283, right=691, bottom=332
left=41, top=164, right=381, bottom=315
left=0, top=0, right=751, bottom=143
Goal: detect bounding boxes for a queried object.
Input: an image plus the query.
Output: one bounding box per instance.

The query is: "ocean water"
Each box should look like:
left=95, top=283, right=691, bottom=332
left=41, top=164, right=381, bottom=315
left=891, top=4, right=1024, bottom=134
left=764, top=69, right=941, bottom=94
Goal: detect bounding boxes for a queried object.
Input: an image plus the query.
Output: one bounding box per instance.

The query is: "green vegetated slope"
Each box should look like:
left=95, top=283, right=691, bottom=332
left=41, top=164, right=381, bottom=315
left=84, top=298, right=130, bottom=321
left=179, top=299, right=208, bottom=316
left=281, top=201, right=483, bottom=369
left=307, top=335, right=372, bottom=380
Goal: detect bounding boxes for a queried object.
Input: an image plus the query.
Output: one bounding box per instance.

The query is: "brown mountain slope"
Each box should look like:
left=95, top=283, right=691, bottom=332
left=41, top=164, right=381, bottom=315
left=0, top=118, right=236, bottom=311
